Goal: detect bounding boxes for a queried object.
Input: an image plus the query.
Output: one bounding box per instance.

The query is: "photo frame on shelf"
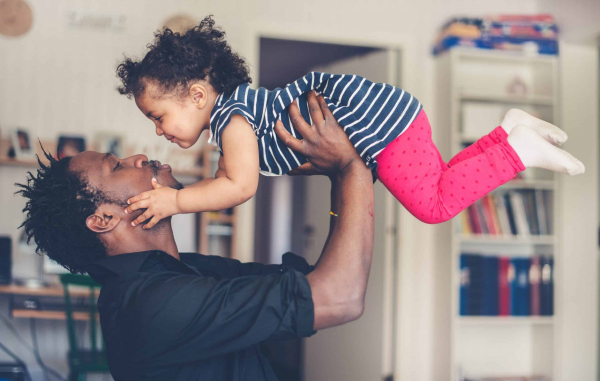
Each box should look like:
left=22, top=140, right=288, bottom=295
left=95, top=133, right=124, bottom=158
left=9, top=128, right=36, bottom=159
left=57, top=135, right=86, bottom=159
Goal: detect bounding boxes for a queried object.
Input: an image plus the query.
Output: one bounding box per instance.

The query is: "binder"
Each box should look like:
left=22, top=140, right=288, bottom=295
left=529, top=256, right=541, bottom=316
left=511, top=257, right=530, bottom=316
left=540, top=256, right=554, bottom=316
left=498, top=256, right=512, bottom=316
left=482, top=256, right=499, bottom=315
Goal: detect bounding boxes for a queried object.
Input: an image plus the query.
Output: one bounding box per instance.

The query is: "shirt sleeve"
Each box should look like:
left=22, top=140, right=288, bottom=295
left=209, top=99, right=256, bottom=153
left=220, top=252, right=315, bottom=278
left=124, top=266, right=316, bottom=365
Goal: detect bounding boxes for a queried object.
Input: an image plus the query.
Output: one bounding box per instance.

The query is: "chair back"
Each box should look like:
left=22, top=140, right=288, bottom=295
left=59, top=274, right=103, bottom=363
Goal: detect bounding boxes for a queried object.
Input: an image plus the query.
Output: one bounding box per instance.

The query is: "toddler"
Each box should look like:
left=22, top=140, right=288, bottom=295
left=118, top=16, right=584, bottom=228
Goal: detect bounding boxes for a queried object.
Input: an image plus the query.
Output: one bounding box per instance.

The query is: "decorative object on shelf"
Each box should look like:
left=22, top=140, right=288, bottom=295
left=506, top=76, right=528, bottom=96
left=163, top=14, right=197, bottom=34
left=9, top=128, right=35, bottom=159
left=0, top=0, right=32, bottom=37
left=95, top=133, right=123, bottom=158
left=57, top=135, right=86, bottom=159
left=433, top=14, right=559, bottom=56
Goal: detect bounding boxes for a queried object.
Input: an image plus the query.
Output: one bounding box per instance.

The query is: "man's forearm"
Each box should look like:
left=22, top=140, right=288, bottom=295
left=306, top=160, right=374, bottom=330
left=315, top=174, right=342, bottom=266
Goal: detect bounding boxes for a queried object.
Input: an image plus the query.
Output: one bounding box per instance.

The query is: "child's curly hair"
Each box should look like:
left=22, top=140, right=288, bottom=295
left=117, top=15, right=251, bottom=99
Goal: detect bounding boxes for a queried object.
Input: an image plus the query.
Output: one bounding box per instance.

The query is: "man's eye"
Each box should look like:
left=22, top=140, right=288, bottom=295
left=113, top=162, right=121, bottom=171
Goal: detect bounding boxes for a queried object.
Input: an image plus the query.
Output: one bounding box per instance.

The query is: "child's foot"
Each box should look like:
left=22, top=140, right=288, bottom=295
left=501, top=108, right=568, bottom=146
left=507, top=125, right=585, bottom=176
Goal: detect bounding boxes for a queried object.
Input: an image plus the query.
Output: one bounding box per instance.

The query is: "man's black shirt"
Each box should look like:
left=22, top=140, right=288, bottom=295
left=86, top=250, right=316, bottom=381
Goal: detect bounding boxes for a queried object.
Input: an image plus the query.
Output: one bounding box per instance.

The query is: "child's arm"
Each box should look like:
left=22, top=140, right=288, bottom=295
left=125, top=115, right=259, bottom=229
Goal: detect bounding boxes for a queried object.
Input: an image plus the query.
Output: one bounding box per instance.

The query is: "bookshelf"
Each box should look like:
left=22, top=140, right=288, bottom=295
left=436, top=48, right=560, bottom=381
left=197, top=145, right=238, bottom=258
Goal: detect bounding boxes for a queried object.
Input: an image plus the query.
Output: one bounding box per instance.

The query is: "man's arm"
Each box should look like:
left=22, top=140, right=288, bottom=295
left=275, top=91, right=374, bottom=331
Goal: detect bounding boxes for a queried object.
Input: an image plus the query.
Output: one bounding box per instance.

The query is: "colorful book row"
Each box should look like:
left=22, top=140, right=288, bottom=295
left=460, top=254, right=553, bottom=316
left=458, top=189, right=553, bottom=237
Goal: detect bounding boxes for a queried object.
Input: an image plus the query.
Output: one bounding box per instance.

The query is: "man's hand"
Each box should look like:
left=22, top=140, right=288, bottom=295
left=124, top=178, right=181, bottom=229
left=275, top=91, right=361, bottom=177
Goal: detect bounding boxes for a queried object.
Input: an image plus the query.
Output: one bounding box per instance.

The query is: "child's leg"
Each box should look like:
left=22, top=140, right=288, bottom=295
left=376, top=110, right=525, bottom=224
left=447, top=127, right=507, bottom=167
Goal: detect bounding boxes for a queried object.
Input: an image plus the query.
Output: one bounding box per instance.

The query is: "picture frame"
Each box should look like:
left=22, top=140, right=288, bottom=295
left=95, top=133, right=124, bottom=158
left=10, top=128, right=36, bottom=159
left=57, top=135, right=86, bottom=159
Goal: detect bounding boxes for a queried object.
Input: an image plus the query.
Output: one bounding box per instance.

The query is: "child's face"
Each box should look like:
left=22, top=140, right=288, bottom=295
left=134, top=83, right=210, bottom=149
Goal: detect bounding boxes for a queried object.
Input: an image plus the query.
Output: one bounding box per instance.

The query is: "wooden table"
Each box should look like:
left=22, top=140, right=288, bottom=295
left=0, top=283, right=98, bottom=321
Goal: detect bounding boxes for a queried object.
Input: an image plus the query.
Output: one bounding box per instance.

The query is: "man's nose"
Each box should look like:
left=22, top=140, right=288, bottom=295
left=122, top=154, right=149, bottom=168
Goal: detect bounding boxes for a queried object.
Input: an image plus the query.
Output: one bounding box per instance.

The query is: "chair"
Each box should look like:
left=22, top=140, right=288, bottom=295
left=60, top=274, right=110, bottom=381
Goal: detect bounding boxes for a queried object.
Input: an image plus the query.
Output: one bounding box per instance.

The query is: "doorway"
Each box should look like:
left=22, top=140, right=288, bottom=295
left=255, top=36, right=400, bottom=381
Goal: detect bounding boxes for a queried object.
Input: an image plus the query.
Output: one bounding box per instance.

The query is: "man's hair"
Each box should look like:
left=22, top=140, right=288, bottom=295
left=116, top=15, right=251, bottom=99
left=15, top=148, right=121, bottom=274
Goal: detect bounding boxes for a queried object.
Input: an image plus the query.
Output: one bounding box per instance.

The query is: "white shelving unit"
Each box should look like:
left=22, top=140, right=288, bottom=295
left=436, top=48, right=560, bottom=381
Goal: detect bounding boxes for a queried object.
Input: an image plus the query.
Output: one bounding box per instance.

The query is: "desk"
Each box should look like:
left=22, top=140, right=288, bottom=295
left=0, top=284, right=98, bottom=321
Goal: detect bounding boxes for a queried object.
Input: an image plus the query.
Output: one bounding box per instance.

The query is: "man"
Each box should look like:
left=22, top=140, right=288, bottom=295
left=17, top=92, right=375, bottom=380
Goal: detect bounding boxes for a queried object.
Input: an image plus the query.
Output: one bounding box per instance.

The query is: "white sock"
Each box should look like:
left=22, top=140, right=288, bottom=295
left=501, top=108, right=568, bottom=146
left=507, top=125, right=584, bottom=176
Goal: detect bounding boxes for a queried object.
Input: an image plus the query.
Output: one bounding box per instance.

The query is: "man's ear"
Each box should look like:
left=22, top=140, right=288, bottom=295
left=189, top=84, right=209, bottom=109
left=86, top=205, right=122, bottom=234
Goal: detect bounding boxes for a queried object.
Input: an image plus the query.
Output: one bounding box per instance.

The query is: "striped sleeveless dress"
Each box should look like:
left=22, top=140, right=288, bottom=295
left=208, top=72, right=422, bottom=176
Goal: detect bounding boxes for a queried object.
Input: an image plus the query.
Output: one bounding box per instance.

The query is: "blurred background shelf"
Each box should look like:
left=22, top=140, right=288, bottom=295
left=458, top=316, right=554, bottom=326
left=438, top=48, right=560, bottom=381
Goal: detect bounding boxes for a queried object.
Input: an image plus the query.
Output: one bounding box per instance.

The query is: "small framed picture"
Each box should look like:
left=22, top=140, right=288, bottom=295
left=10, top=128, right=36, bottom=159
left=57, top=135, right=86, bottom=159
left=95, top=133, right=124, bottom=158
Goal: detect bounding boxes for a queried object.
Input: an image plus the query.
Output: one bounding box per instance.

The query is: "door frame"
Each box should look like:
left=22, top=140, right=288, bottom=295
left=250, top=29, right=409, bottom=379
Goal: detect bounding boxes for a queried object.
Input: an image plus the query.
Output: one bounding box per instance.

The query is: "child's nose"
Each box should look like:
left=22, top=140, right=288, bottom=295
left=156, top=126, right=164, bottom=136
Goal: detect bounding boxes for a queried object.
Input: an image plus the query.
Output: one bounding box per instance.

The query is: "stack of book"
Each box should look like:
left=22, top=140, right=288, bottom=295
left=459, top=253, right=553, bottom=316
left=457, top=190, right=553, bottom=237
left=433, top=14, right=558, bottom=56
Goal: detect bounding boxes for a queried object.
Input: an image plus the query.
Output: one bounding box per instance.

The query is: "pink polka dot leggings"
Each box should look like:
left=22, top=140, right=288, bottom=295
left=376, top=109, right=526, bottom=224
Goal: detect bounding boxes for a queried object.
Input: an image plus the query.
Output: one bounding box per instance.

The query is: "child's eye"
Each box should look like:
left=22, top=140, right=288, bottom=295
left=155, top=116, right=162, bottom=122
left=113, top=161, right=121, bottom=171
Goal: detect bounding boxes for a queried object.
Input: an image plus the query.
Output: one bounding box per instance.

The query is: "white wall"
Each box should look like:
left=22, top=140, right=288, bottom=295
left=1, top=1, right=597, bottom=380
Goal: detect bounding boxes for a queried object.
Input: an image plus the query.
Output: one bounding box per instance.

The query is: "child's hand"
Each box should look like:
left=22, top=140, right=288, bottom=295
left=125, top=178, right=181, bottom=229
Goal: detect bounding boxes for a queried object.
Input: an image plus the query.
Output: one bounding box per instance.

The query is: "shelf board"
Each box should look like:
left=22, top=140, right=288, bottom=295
left=459, top=234, right=555, bottom=245
left=0, top=156, right=203, bottom=177
left=458, top=92, right=554, bottom=106
left=204, top=213, right=234, bottom=224
left=499, top=178, right=555, bottom=190
left=452, top=47, right=557, bottom=65
left=0, top=157, right=40, bottom=167
left=12, top=309, right=97, bottom=321
left=457, top=316, right=553, bottom=326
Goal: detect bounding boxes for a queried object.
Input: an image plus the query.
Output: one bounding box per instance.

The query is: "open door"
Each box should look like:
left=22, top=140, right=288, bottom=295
left=302, top=49, right=400, bottom=381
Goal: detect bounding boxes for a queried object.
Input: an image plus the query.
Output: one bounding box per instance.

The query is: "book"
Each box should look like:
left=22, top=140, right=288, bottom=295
left=529, top=256, right=541, bottom=315
left=540, top=256, right=554, bottom=316
left=535, top=190, right=548, bottom=235
left=511, top=257, right=530, bottom=315
left=482, top=256, right=499, bottom=315
left=503, top=193, right=518, bottom=235
left=498, top=256, right=512, bottom=316
left=509, top=192, right=531, bottom=236
left=494, top=192, right=513, bottom=237
left=460, top=254, right=484, bottom=315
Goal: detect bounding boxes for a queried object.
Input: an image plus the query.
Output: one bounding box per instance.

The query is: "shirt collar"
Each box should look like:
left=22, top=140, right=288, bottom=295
left=86, top=250, right=201, bottom=285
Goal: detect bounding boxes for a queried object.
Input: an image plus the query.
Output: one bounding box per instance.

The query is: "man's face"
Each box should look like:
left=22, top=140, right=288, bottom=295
left=69, top=151, right=183, bottom=205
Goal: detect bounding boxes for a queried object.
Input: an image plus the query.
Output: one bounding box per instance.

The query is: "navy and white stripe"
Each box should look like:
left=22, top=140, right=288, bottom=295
left=208, top=72, right=422, bottom=176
